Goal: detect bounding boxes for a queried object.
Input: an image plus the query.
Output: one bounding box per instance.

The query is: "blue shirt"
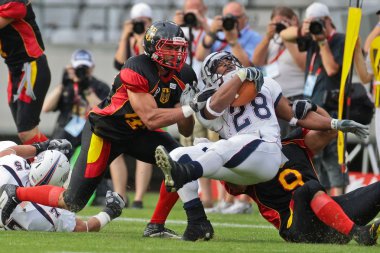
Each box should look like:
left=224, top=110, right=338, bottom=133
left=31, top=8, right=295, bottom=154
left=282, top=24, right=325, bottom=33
left=211, top=25, right=262, bottom=61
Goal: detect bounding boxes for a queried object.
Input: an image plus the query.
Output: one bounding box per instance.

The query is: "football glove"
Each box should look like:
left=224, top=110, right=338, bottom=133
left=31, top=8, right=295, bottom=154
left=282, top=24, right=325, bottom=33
left=292, top=99, right=318, bottom=120
left=331, top=119, right=369, bottom=139
left=103, top=190, right=125, bottom=220
left=189, top=87, right=216, bottom=112
left=180, top=81, right=199, bottom=106
left=236, top=67, right=264, bottom=92
left=47, top=139, right=72, bottom=155
left=31, top=140, right=51, bottom=155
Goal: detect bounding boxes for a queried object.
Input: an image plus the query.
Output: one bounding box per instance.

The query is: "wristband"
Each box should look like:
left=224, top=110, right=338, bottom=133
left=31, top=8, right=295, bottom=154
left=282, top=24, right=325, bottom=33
left=93, top=212, right=111, bottom=228
left=331, top=118, right=338, bottom=130
left=206, top=97, right=225, bottom=117
left=289, top=117, right=298, bottom=127
left=181, top=105, right=195, bottom=118
left=236, top=68, right=247, bottom=82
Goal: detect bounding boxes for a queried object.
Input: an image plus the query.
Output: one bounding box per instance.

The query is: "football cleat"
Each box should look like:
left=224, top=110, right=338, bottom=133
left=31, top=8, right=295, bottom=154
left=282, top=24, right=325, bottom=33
left=155, top=145, right=192, bottom=192
left=221, top=201, right=253, bottom=214
left=103, top=191, right=125, bottom=220
left=353, top=220, right=380, bottom=246
left=0, top=184, right=20, bottom=227
left=143, top=223, right=181, bottom=239
left=182, top=219, right=214, bottom=241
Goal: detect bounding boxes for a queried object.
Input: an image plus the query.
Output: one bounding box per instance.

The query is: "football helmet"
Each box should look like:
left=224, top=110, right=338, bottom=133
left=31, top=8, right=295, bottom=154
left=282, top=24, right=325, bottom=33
left=29, top=150, right=70, bottom=187
left=201, top=51, right=242, bottom=89
left=143, top=21, right=188, bottom=71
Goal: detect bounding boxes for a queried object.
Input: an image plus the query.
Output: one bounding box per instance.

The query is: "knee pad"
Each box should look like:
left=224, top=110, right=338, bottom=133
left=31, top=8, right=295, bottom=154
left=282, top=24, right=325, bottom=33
left=294, top=180, right=325, bottom=203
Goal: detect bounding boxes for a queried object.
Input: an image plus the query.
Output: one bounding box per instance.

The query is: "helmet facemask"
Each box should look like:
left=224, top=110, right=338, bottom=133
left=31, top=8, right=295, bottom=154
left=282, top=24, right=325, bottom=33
left=201, top=52, right=242, bottom=90
left=151, top=37, right=188, bottom=72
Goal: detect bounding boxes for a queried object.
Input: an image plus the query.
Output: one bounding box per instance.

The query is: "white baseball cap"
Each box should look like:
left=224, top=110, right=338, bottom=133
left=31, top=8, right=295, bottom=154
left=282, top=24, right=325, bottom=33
left=130, top=3, right=152, bottom=19
left=71, top=49, right=94, bottom=68
left=305, top=2, right=330, bottom=19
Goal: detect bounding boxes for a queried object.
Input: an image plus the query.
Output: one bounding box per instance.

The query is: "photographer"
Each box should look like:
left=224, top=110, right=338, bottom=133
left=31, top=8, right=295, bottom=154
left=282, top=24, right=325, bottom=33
left=281, top=2, right=347, bottom=196
left=195, top=1, right=261, bottom=67
left=42, top=49, right=110, bottom=157
left=252, top=6, right=306, bottom=137
left=114, top=3, right=153, bottom=70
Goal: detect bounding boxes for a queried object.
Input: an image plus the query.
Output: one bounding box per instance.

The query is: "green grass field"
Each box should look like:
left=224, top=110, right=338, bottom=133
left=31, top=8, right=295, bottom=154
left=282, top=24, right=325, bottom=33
left=0, top=192, right=379, bottom=253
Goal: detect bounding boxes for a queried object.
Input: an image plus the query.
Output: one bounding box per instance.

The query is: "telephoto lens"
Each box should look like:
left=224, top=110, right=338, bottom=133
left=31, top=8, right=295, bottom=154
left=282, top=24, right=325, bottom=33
left=275, top=23, right=287, bottom=34
left=133, top=21, right=145, bottom=34
left=183, top=12, right=197, bottom=27
left=309, top=19, right=324, bottom=35
left=222, top=14, right=237, bottom=31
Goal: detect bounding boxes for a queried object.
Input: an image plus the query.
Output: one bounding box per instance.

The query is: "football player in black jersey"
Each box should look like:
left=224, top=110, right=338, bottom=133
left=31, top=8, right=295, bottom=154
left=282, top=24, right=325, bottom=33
left=223, top=127, right=380, bottom=245
left=0, top=21, right=204, bottom=236
left=0, top=0, right=50, bottom=145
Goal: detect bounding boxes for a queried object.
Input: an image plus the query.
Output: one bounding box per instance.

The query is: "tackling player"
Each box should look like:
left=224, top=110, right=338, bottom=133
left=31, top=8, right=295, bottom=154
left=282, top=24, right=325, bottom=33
left=0, top=141, right=124, bottom=232
left=154, top=51, right=370, bottom=240
left=223, top=127, right=380, bottom=245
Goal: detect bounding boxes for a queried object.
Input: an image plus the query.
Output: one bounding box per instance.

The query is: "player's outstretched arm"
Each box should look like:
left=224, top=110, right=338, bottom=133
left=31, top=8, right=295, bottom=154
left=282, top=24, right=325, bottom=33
left=73, top=191, right=125, bottom=232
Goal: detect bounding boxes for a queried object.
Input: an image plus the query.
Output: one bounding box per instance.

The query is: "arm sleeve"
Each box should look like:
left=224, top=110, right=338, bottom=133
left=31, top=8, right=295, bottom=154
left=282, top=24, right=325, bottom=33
left=120, top=68, right=149, bottom=93
left=0, top=2, right=26, bottom=19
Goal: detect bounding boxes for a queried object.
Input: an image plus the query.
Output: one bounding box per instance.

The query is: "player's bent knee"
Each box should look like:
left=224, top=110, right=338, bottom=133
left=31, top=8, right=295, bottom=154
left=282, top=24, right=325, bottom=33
left=293, top=180, right=325, bottom=203
left=63, top=191, right=87, bottom=213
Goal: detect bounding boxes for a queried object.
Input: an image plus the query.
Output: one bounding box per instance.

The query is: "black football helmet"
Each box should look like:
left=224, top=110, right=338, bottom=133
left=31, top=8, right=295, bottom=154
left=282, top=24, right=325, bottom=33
left=143, top=21, right=188, bottom=71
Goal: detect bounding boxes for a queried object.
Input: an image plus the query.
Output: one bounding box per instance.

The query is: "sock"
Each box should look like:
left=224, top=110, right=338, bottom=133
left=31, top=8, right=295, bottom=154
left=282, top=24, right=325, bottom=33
left=310, top=193, right=354, bottom=236
left=150, top=181, right=179, bottom=224
left=22, top=132, right=48, bottom=145
left=184, top=198, right=207, bottom=223
left=17, top=186, right=65, bottom=207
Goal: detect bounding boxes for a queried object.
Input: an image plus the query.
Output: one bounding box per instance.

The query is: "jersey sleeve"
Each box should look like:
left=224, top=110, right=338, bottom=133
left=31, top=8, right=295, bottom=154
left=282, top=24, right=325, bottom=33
left=0, top=1, right=27, bottom=19
left=263, top=77, right=283, bottom=107
left=120, top=68, right=149, bottom=93
left=55, top=209, right=76, bottom=232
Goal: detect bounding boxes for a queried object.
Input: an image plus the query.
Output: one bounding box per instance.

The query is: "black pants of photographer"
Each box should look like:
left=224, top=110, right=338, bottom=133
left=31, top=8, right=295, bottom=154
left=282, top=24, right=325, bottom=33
left=313, top=110, right=349, bottom=192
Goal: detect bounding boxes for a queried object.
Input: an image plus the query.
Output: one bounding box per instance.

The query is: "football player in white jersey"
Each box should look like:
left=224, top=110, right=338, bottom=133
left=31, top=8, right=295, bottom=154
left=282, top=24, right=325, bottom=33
left=0, top=140, right=125, bottom=232
left=153, top=51, right=369, bottom=240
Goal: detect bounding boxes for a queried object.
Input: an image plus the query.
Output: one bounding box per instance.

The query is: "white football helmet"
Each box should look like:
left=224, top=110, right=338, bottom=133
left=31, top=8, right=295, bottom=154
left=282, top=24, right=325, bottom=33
left=29, top=150, right=70, bottom=187
left=200, top=51, right=242, bottom=89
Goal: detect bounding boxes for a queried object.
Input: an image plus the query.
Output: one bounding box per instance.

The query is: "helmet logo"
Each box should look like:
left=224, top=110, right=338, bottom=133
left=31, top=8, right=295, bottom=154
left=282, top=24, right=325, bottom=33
left=159, top=88, right=170, bottom=103
left=145, top=26, right=157, bottom=42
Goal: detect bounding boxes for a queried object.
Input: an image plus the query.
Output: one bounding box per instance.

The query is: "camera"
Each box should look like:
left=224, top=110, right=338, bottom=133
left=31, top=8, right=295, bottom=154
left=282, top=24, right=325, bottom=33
left=222, top=14, right=237, bottom=31
left=183, top=12, right=197, bottom=27
left=133, top=20, right=145, bottom=35
left=275, top=23, right=287, bottom=34
left=309, top=19, right=325, bottom=35
left=74, top=65, right=89, bottom=81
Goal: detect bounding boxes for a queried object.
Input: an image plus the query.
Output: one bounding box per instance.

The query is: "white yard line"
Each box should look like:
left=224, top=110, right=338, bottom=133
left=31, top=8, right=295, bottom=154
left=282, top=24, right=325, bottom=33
left=79, top=216, right=274, bottom=229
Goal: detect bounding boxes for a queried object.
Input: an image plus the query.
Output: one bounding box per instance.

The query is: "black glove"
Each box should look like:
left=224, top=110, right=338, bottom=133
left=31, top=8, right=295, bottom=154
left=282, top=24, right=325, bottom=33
left=31, top=140, right=51, bottom=155
left=292, top=99, right=318, bottom=120
left=189, top=87, right=216, bottom=112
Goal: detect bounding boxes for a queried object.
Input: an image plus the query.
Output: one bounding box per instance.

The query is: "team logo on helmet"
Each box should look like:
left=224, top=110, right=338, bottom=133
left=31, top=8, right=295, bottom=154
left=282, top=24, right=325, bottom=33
left=160, top=88, right=170, bottom=103
left=145, top=26, right=157, bottom=43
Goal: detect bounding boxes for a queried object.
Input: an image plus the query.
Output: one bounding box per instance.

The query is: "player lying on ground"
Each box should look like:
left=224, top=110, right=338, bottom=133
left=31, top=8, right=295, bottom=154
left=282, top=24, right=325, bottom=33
left=154, top=51, right=370, bottom=240
left=0, top=140, right=124, bottom=232
left=222, top=128, right=380, bottom=245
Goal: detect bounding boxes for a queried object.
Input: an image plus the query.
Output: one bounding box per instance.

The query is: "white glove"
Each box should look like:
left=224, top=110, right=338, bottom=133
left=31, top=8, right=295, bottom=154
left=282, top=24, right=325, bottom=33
left=236, top=67, right=264, bottom=92
left=189, top=87, right=216, bottom=112
left=180, top=81, right=199, bottom=106
left=331, top=119, right=369, bottom=139
left=48, top=139, right=72, bottom=155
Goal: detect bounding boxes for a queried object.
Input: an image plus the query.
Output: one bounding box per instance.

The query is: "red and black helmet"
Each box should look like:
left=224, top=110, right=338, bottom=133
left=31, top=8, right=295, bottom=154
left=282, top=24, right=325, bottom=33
left=143, top=21, right=188, bottom=72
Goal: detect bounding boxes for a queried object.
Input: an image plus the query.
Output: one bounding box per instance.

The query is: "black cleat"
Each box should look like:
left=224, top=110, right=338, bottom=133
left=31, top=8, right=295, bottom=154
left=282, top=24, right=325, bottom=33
left=103, top=190, right=125, bottom=220
left=0, top=184, right=20, bottom=226
left=143, top=222, right=181, bottom=239
left=155, top=145, right=192, bottom=192
left=182, top=219, right=214, bottom=241
left=353, top=221, right=380, bottom=246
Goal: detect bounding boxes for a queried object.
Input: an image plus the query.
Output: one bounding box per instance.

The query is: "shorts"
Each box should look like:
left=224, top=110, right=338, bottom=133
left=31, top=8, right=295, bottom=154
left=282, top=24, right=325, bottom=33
left=8, top=54, right=51, bottom=132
